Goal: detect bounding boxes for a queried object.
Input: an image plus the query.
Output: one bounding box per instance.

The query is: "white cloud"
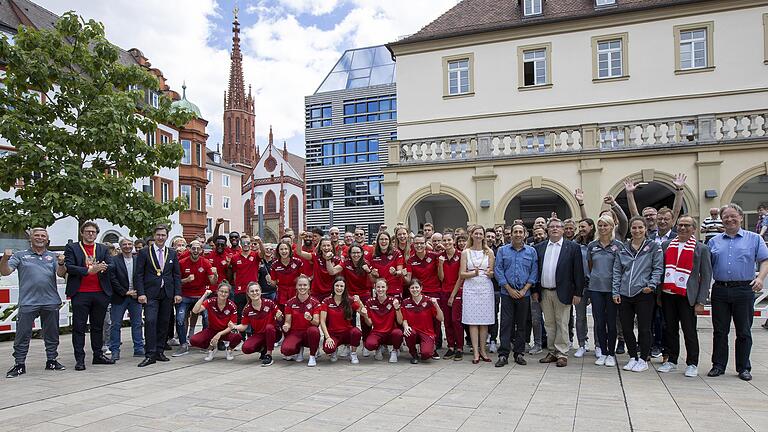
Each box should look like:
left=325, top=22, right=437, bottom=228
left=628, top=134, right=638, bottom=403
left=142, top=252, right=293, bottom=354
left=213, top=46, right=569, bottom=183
left=34, top=0, right=458, bottom=156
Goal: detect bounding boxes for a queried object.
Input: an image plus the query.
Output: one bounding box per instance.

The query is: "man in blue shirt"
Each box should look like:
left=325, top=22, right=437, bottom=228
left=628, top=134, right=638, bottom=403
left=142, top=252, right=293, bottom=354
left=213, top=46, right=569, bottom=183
left=494, top=224, right=538, bottom=367
left=707, top=203, right=768, bottom=381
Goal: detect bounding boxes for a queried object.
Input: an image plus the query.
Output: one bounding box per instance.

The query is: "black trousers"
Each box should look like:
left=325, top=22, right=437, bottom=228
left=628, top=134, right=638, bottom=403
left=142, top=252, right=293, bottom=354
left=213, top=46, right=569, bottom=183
left=619, top=292, right=655, bottom=361
left=498, top=294, right=530, bottom=357
left=661, top=293, right=699, bottom=366
left=71, top=291, right=109, bottom=363
left=144, top=293, right=173, bottom=358
left=488, top=290, right=501, bottom=344
left=711, top=284, right=754, bottom=372
left=234, top=292, right=248, bottom=324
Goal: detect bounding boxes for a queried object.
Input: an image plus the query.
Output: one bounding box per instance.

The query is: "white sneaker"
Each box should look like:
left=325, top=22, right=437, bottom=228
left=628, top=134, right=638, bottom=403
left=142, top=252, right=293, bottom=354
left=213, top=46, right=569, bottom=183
left=605, top=355, right=616, bottom=367
left=330, top=352, right=338, bottom=363
left=284, top=354, right=296, bottom=361
left=374, top=347, right=384, bottom=361
left=103, top=346, right=112, bottom=356
left=350, top=352, right=359, bottom=364
left=168, top=338, right=180, bottom=347
left=623, top=358, right=638, bottom=371
left=595, top=355, right=607, bottom=366
left=658, top=362, right=677, bottom=373
left=489, top=341, right=498, bottom=353
left=528, top=345, right=542, bottom=355
left=389, top=350, right=398, bottom=363
left=594, top=347, right=602, bottom=358
left=684, top=365, right=698, bottom=377
left=204, top=349, right=216, bottom=361
left=632, top=359, right=649, bottom=372
left=296, top=350, right=305, bottom=363
left=225, top=349, right=234, bottom=361
left=307, top=355, right=317, bottom=367
left=362, top=347, right=371, bottom=357
left=575, top=347, right=587, bottom=358
left=338, top=346, right=350, bottom=358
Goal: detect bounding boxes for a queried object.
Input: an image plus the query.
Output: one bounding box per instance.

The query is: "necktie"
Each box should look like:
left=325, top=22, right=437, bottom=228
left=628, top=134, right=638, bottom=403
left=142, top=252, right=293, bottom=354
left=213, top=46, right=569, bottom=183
left=158, top=248, right=164, bottom=270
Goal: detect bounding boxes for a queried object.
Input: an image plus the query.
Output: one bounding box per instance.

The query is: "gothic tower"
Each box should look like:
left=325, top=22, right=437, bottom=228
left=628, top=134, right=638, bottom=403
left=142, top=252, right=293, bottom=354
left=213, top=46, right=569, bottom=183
left=222, top=6, right=257, bottom=174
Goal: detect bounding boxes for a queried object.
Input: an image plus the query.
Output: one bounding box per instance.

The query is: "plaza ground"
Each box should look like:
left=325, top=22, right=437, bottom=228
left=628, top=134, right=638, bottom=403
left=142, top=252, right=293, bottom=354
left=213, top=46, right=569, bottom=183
left=1, top=319, right=767, bottom=432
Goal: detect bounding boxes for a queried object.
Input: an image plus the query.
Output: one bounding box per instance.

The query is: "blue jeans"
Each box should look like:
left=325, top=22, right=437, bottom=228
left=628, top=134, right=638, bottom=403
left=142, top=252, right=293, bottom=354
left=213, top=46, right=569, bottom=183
left=262, top=291, right=277, bottom=301
left=176, top=296, right=207, bottom=345
left=109, top=296, right=144, bottom=355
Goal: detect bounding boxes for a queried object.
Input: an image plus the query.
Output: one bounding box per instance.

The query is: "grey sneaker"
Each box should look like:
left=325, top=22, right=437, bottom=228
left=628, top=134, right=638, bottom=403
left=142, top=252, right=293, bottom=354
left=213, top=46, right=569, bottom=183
left=168, top=338, right=180, bottom=347
left=528, top=345, right=542, bottom=355
left=658, top=361, right=677, bottom=373
left=172, top=343, right=190, bottom=357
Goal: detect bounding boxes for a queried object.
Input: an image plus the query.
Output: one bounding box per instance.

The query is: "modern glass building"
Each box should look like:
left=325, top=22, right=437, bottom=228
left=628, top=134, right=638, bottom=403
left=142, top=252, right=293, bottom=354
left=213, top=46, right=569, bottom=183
left=305, top=45, right=396, bottom=241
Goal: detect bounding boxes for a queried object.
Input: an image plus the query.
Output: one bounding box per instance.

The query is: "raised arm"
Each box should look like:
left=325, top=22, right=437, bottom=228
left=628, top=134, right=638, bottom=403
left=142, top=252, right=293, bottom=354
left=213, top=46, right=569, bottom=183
left=574, top=188, right=588, bottom=220
left=623, top=178, right=640, bottom=217
left=670, top=173, right=687, bottom=225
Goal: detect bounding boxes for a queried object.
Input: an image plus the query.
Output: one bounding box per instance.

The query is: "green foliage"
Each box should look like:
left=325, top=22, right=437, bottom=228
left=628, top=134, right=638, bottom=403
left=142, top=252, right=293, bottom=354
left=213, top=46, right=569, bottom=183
left=0, top=12, right=195, bottom=237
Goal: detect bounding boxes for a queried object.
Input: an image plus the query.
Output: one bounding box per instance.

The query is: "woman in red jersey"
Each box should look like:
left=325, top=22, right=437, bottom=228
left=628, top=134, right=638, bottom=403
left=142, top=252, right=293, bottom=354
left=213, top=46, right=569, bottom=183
left=343, top=244, right=373, bottom=351
left=319, top=277, right=362, bottom=364
left=280, top=276, right=321, bottom=367
left=190, top=282, right=242, bottom=361
left=400, top=279, right=444, bottom=364
left=438, top=232, right=464, bottom=360
left=296, top=238, right=342, bottom=302
left=394, top=226, right=412, bottom=260
left=232, top=282, right=282, bottom=366
left=361, top=278, right=403, bottom=363
left=268, top=241, right=305, bottom=310
left=369, top=232, right=405, bottom=298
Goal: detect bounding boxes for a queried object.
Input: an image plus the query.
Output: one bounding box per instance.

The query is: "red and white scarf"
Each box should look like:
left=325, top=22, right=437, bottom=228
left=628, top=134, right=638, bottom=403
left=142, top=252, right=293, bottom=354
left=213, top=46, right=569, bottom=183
left=662, top=237, right=696, bottom=296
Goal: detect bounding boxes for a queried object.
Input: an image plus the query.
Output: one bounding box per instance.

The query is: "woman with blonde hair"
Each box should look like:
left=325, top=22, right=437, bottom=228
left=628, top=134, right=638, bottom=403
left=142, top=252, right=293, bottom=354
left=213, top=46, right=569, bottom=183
left=459, top=225, right=496, bottom=363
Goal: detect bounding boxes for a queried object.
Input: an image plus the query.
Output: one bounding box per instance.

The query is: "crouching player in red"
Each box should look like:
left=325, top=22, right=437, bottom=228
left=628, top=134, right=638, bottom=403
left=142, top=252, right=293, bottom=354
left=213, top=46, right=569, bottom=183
left=319, top=277, right=362, bottom=364
left=231, top=282, right=283, bottom=366
left=361, top=279, right=403, bottom=363
left=281, top=276, right=321, bottom=367
left=190, top=283, right=242, bottom=361
left=400, top=279, right=444, bottom=364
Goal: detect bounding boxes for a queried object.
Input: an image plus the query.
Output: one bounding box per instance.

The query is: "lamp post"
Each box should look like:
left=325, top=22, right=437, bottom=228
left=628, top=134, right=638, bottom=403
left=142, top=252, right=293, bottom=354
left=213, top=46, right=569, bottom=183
left=329, top=200, right=334, bottom=231
left=255, top=191, right=264, bottom=238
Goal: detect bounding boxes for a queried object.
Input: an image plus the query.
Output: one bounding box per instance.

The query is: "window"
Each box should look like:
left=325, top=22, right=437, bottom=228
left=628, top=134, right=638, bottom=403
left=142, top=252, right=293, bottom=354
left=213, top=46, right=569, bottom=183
left=306, top=103, right=333, bottom=128
left=196, top=143, right=203, bottom=167
left=235, top=118, right=240, bottom=143
left=147, top=91, right=159, bottom=108
left=160, top=134, right=170, bottom=144
left=523, top=0, right=542, bottom=16
left=674, top=22, right=714, bottom=73
left=307, top=181, right=333, bottom=209
left=343, top=95, right=396, bottom=124
left=206, top=170, right=212, bottom=183
left=595, top=0, right=615, bottom=6
left=195, top=187, right=202, bottom=211
left=180, top=185, right=191, bottom=208
left=206, top=193, right=213, bottom=208
left=591, top=33, right=628, bottom=81
left=518, top=43, right=552, bottom=89
left=764, top=14, right=768, bottom=64
left=181, top=140, right=192, bottom=165
left=206, top=218, right=213, bottom=233
left=222, top=174, right=230, bottom=188
left=444, top=56, right=472, bottom=96
left=146, top=131, right=156, bottom=146
left=222, top=196, right=231, bottom=210
left=265, top=190, right=277, bottom=213
left=161, top=182, right=170, bottom=203
left=306, top=135, right=380, bottom=167
left=343, top=176, right=383, bottom=207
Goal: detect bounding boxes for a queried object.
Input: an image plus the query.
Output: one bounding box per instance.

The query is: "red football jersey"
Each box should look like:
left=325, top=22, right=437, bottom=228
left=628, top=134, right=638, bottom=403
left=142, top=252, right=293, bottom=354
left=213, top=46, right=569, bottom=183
left=230, top=251, right=262, bottom=294
left=207, top=250, right=232, bottom=285
left=401, top=296, right=438, bottom=337
left=406, top=251, right=441, bottom=294
left=310, top=253, right=342, bottom=298
left=201, top=297, right=238, bottom=332
left=364, top=296, right=398, bottom=334
left=285, top=296, right=320, bottom=332
left=241, top=299, right=278, bottom=334
left=179, top=256, right=214, bottom=297
left=370, top=250, right=404, bottom=296
left=439, top=250, right=462, bottom=294
left=269, top=257, right=304, bottom=305
left=342, top=259, right=372, bottom=298
left=320, top=296, right=360, bottom=334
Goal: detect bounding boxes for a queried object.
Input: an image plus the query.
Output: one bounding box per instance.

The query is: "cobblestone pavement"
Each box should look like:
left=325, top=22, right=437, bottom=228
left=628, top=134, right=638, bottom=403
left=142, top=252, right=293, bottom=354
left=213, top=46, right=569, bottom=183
left=1, top=318, right=767, bottom=431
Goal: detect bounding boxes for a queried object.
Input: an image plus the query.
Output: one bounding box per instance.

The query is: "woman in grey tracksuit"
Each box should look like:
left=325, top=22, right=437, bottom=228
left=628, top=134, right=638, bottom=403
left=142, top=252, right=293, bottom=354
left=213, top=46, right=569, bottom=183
left=612, top=216, right=663, bottom=372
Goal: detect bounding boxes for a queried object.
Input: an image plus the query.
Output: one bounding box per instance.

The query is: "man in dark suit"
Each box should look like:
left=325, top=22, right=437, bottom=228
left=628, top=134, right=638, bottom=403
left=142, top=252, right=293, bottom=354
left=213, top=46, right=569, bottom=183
left=64, top=221, right=115, bottom=371
left=108, top=238, right=144, bottom=361
left=531, top=218, right=585, bottom=367
left=135, top=224, right=182, bottom=367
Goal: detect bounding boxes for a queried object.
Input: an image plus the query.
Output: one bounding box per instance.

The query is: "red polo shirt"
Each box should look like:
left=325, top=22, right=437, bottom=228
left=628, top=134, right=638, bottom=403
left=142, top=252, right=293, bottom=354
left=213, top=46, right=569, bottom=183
left=201, top=297, right=238, bottom=332
left=439, top=250, right=462, bottom=294
left=230, top=251, right=262, bottom=294
left=370, top=250, right=404, bottom=296
left=269, top=257, right=304, bottom=305
left=321, top=296, right=360, bottom=334
left=406, top=251, right=441, bottom=295
left=241, top=299, right=278, bottom=334
left=180, top=256, right=214, bottom=297
left=364, top=296, right=398, bottom=334
left=285, top=296, right=320, bottom=332
left=402, top=296, right=438, bottom=337
left=310, top=253, right=342, bottom=298
left=342, top=259, right=372, bottom=298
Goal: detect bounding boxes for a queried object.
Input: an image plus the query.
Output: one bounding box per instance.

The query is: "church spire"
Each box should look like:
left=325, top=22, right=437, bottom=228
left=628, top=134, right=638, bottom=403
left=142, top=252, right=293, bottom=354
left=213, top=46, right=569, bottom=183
left=226, top=6, right=246, bottom=111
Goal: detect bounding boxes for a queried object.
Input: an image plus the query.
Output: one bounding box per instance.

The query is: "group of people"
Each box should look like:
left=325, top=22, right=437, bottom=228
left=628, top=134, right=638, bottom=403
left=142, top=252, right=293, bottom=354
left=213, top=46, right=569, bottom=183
left=2, top=175, right=767, bottom=382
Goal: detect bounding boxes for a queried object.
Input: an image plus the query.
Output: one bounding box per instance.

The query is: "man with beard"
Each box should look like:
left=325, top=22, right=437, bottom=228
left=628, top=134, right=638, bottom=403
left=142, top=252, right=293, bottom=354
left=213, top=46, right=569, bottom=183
left=173, top=241, right=216, bottom=357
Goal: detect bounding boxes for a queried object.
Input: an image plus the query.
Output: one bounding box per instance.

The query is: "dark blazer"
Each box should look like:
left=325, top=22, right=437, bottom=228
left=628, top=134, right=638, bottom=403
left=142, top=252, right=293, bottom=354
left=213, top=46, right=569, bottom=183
left=532, top=238, right=585, bottom=305
left=109, top=254, right=135, bottom=304
left=64, top=241, right=114, bottom=298
left=134, top=245, right=181, bottom=299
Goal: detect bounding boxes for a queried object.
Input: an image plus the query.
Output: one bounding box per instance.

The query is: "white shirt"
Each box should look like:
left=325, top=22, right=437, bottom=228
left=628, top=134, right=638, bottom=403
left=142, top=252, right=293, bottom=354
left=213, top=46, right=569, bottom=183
left=540, top=239, right=562, bottom=288
left=123, top=255, right=134, bottom=290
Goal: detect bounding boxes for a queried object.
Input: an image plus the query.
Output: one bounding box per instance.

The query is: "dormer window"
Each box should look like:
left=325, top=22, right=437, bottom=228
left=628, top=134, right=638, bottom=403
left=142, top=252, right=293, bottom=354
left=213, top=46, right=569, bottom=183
left=523, top=0, right=542, bottom=17
left=596, top=0, right=616, bottom=6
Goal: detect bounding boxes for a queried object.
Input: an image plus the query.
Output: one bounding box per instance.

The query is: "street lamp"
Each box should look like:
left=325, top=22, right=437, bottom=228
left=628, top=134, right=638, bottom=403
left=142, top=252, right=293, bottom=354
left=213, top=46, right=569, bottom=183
left=329, top=200, right=334, bottom=229
left=255, top=191, right=264, bottom=238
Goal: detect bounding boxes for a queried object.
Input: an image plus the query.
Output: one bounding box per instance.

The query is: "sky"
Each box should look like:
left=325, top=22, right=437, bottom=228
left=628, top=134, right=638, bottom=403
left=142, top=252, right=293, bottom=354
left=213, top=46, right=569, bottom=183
left=35, top=0, right=459, bottom=157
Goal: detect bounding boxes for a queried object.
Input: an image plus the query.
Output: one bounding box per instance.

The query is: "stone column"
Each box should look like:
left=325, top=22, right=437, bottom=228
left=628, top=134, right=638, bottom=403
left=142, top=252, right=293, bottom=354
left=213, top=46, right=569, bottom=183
left=578, top=159, right=604, bottom=217
left=473, top=165, right=497, bottom=227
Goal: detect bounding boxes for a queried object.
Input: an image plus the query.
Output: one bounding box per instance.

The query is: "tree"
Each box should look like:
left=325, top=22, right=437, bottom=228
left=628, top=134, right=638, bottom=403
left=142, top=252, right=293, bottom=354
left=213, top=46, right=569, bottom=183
left=0, top=12, right=195, bottom=237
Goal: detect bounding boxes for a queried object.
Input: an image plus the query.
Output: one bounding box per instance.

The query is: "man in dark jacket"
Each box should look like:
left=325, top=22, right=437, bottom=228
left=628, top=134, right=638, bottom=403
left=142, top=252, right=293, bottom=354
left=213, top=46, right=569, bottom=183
left=108, top=238, right=144, bottom=361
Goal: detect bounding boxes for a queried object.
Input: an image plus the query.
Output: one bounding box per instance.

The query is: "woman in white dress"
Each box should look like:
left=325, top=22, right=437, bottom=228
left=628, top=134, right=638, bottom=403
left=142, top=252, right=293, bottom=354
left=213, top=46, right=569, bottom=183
left=460, top=225, right=496, bottom=364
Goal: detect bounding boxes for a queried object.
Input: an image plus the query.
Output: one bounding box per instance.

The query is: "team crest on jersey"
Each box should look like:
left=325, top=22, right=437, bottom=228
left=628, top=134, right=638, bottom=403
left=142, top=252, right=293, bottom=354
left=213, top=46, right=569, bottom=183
left=291, top=263, right=297, bottom=269
left=421, top=302, right=427, bottom=307
left=221, top=260, right=227, bottom=265
left=264, top=306, right=270, bottom=312
left=223, top=310, right=231, bottom=315
left=386, top=304, right=392, bottom=310
left=44, top=255, right=53, bottom=261
left=306, top=304, right=312, bottom=310
left=249, top=256, right=254, bottom=261
left=198, top=267, right=204, bottom=272
left=387, top=255, right=393, bottom=260
left=426, top=257, right=432, bottom=263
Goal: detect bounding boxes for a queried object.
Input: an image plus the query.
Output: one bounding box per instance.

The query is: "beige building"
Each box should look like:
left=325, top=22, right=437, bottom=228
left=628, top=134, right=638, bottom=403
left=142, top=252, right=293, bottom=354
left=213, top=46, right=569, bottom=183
left=204, top=148, right=244, bottom=236
left=384, top=0, right=768, bottom=233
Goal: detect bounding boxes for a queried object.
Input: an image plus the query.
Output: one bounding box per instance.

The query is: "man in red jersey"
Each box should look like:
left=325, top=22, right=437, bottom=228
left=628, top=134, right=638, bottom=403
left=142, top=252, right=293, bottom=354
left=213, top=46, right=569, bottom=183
left=207, top=236, right=232, bottom=285
left=173, top=241, right=216, bottom=357
left=229, top=235, right=265, bottom=319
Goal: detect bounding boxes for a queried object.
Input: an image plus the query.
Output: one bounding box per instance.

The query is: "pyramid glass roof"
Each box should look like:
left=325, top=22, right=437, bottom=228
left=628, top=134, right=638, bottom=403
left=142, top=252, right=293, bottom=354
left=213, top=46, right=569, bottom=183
left=315, top=45, right=395, bottom=94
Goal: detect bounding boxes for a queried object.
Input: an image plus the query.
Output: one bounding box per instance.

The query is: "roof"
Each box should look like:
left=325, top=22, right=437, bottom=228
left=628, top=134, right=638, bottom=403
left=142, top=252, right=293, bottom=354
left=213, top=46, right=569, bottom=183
left=315, top=45, right=395, bottom=94
left=0, top=0, right=138, bottom=66
left=205, top=149, right=243, bottom=175
left=391, top=0, right=711, bottom=46
left=171, top=83, right=202, bottom=118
